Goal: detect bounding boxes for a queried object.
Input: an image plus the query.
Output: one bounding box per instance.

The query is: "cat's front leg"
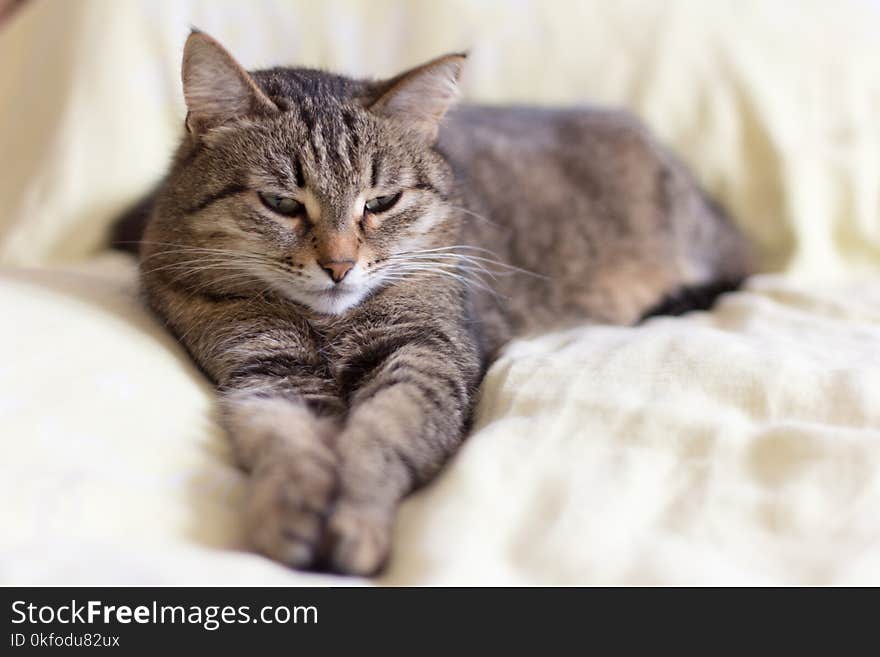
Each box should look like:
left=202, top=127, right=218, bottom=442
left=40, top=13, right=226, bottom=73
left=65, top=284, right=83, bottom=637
left=321, top=333, right=482, bottom=575
left=220, top=382, right=342, bottom=569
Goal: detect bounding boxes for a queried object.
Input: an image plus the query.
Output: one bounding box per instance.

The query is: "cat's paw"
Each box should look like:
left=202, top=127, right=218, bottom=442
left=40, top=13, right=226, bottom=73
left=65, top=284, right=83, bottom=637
left=246, top=448, right=338, bottom=569
left=321, top=502, right=393, bottom=576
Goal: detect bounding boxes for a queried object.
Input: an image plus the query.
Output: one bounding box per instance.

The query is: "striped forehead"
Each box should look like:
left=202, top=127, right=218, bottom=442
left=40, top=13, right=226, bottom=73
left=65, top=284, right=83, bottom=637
left=251, top=99, right=408, bottom=201
left=293, top=101, right=365, bottom=190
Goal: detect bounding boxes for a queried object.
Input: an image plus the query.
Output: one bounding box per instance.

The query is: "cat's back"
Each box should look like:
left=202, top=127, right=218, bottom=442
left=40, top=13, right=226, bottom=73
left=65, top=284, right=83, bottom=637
left=438, top=103, right=659, bottom=177
left=437, top=103, right=681, bottom=240
left=437, top=103, right=752, bottom=341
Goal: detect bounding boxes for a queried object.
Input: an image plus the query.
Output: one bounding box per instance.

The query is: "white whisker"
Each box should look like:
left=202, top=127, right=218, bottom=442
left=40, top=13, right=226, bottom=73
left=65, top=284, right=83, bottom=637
left=447, top=204, right=505, bottom=229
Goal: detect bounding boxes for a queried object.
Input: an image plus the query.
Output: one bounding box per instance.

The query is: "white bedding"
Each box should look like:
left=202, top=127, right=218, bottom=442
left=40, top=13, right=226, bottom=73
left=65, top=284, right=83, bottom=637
left=3, top=258, right=879, bottom=585
left=1, top=0, right=880, bottom=585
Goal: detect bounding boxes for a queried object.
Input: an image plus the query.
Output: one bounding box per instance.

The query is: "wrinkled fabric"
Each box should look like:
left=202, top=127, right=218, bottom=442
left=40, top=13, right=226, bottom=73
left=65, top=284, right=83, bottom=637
left=2, top=259, right=879, bottom=585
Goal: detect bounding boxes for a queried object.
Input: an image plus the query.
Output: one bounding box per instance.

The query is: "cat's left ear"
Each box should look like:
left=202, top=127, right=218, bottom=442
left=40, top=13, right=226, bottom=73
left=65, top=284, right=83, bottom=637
left=181, top=30, right=278, bottom=135
left=369, top=53, right=466, bottom=143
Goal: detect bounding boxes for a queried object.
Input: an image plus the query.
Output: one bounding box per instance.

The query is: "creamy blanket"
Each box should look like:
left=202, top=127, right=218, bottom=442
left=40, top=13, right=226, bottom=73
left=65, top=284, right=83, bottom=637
left=1, top=0, right=879, bottom=585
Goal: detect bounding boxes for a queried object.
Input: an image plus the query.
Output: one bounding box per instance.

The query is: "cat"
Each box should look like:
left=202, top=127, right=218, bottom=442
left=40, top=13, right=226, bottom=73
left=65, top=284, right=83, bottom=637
left=116, top=30, right=752, bottom=576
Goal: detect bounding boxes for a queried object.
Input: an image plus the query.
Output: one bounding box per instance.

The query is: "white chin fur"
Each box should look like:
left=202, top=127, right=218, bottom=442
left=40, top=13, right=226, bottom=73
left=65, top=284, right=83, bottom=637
left=261, top=266, right=379, bottom=315
left=276, top=284, right=371, bottom=315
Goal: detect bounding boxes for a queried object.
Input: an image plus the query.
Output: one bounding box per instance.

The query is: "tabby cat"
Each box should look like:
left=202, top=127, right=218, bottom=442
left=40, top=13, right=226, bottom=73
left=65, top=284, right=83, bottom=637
left=120, top=31, right=752, bottom=575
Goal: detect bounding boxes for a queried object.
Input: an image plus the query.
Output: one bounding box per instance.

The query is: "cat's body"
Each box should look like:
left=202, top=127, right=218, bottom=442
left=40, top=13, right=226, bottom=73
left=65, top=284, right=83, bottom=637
left=439, top=105, right=749, bottom=353
left=125, top=32, right=751, bottom=575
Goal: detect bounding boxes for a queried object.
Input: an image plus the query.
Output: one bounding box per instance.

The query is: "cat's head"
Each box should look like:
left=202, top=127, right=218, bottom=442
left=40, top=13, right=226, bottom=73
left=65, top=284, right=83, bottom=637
left=145, top=31, right=465, bottom=314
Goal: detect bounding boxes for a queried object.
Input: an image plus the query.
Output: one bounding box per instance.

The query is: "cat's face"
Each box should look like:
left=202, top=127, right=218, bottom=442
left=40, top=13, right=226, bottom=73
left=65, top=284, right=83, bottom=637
left=148, top=32, right=463, bottom=315
left=184, top=100, right=454, bottom=314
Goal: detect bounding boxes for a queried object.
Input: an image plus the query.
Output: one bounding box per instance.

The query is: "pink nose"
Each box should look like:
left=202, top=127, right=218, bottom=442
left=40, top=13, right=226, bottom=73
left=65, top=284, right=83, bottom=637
left=319, top=259, right=354, bottom=283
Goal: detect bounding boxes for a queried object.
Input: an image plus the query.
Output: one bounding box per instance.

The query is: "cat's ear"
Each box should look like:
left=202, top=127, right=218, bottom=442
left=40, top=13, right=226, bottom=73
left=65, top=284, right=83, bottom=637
left=181, top=30, right=278, bottom=135
left=369, top=53, right=466, bottom=143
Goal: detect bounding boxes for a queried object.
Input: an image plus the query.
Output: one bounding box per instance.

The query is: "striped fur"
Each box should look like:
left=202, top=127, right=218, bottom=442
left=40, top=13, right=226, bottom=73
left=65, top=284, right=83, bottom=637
left=136, top=32, right=752, bottom=575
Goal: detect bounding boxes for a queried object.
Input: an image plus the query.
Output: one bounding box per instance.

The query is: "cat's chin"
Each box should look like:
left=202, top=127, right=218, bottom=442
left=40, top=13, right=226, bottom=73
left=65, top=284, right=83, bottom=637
left=281, top=285, right=371, bottom=316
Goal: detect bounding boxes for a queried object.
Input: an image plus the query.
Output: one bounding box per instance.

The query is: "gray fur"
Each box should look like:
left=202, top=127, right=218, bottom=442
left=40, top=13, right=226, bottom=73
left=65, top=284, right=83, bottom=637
left=135, top=32, right=752, bottom=575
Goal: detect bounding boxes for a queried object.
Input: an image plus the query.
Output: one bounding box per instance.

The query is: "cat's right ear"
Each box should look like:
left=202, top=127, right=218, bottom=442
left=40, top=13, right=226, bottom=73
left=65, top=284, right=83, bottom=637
left=181, top=30, right=278, bottom=135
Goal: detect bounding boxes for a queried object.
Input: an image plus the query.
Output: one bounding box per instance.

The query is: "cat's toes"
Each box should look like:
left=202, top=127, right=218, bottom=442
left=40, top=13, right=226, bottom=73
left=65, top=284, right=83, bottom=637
left=246, top=454, right=337, bottom=569
left=321, top=503, right=392, bottom=576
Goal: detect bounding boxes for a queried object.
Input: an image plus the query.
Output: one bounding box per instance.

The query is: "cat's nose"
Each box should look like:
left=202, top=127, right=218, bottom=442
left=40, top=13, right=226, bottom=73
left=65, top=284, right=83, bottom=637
left=319, top=259, right=355, bottom=283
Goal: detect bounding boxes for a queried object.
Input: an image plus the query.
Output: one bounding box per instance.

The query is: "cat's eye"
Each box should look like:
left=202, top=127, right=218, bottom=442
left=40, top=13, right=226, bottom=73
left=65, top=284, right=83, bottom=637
left=364, top=192, right=402, bottom=214
left=258, top=192, right=305, bottom=217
